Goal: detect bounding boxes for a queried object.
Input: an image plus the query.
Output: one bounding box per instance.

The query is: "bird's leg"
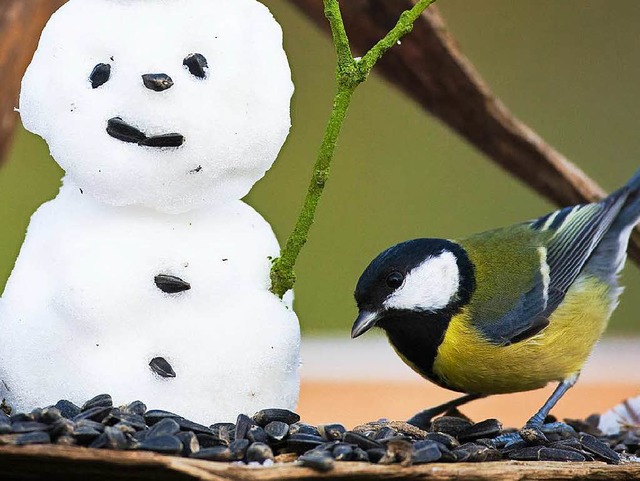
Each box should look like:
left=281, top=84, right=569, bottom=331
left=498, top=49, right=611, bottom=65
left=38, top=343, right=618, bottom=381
left=525, top=373, right=579, bottom=430
left=407, top=393, right=486, bottom=429
left=493, top=373, right=580, bottom=447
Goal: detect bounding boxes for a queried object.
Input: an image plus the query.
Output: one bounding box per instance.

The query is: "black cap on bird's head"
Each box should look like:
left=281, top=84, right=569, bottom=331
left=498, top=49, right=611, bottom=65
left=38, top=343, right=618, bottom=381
left=352, top=238, right=475, bottom=338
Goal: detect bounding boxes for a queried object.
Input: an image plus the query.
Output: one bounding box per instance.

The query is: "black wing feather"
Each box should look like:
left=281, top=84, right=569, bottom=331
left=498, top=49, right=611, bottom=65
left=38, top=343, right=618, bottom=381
left=482, top=190, right=629, bottom=346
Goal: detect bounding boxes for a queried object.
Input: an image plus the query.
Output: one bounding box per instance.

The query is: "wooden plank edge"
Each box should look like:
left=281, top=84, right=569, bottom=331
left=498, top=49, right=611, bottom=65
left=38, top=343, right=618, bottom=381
left=1, top=445, right=640, bottom=481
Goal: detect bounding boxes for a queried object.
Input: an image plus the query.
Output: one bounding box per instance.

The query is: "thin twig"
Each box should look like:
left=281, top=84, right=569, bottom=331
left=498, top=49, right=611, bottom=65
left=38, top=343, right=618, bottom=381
left=270, top=0, right=435, bottom=297
left=290, top=1, right=640, bottom=267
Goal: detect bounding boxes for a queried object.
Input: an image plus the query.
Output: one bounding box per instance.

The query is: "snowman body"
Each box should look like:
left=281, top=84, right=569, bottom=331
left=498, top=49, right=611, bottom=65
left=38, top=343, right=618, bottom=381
left=0, top=0, right=300, bottom=422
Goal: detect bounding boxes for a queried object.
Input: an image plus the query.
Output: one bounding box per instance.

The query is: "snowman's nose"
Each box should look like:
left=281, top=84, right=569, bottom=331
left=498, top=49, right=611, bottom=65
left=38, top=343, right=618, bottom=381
left=142, top=73, right=174, bottom=92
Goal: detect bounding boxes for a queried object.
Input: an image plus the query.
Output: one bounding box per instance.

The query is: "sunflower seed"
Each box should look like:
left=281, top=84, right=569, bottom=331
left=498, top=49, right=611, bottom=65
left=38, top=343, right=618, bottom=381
left=11, top=413, right=34, bottom=423
left=72, top=406, right=112, bottom=423
left=137, top=435, right=183, bottom=455
left=343, top=432, right=382, bottom=451
left=140, top=134, right=185, bottom=148
left=16, top=432, right=51, bottom=445
left=234, top=414, right=254, bottom=441
left=318, top=423, right=346, bottom=441
left=459, top=419, right=502, bottom=441
left=183, top=53, right=208, bottom=79
left=142, top=73, right=174, bottom=92
left=246, top=442, right=274, bottom=464
left=299, top=451, right=335, bottom=472
left=367, top=447, right=387, bottom=463
left=11, top=422, right=50, bottom=433
left=190, top=446, right=232, bottom=461
left=246, top=425, right=268, bottom=444
left=176, top=431, right=200, bottom=456
left=538, top=447, right=586, bottom=462
left=40, top=407, right=62, bottom=424
left=177, top=418, right=213, bottom=436
left=55, top=400, right=81, bottom=419
left=77, top=419, right=105, bottom=432
left=149, top=357, right=176, bottom=379
left=332, top=443, right=353, bottom=461
left=196, top=433, right=227, bottom=448
left=229, top=439, right=249, bottom=460
left=430, top=416, right=473, bottom=437
left=122, top=401, right=147, bottom=417
left=107, top=117, right=146, bottom=144
left=148, top=418, right=180, bottom=438
left=72, top=426, right=102, bottom=445
left=253, top=408, right=300, bottom=427
left=285, top=434, right=325, bottom=453
left=82, top=394, right=113, bottom=411
left=580, top=433, right=620, bottom=464
left=50, top=418, right=74, bottom=439
left=509, top=445, right=543, bottom=461
left=373, top=426, right=396, bottom=441
left=104, top=411, right=146, bottom=430
left=90, top=63, right=111, bottom=88
left=289, top=422, right=320, bottom=437
left=425, top=432, right=459, bottom=449
left=265, top=421, right=289, bottom=441
left=144, top=410, right=181, bottom=426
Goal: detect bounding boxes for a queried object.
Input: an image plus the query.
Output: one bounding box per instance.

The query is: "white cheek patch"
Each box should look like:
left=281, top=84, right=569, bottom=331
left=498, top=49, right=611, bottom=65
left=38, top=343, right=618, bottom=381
left=383, top=251, right=460, bottom=312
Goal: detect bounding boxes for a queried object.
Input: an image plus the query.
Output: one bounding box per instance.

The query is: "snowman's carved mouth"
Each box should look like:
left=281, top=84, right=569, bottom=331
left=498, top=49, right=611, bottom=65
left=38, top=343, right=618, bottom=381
left=107, top=117, right=185, bottom=148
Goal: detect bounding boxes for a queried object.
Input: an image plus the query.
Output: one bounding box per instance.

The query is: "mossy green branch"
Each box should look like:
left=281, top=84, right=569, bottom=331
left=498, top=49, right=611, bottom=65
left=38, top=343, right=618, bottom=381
left=270, top=0, right=436, bottom=298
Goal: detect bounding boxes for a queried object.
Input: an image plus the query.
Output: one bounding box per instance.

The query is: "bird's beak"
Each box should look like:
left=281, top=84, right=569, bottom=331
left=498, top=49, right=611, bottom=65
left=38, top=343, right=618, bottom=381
left=351, top=310, right=380, bottom=339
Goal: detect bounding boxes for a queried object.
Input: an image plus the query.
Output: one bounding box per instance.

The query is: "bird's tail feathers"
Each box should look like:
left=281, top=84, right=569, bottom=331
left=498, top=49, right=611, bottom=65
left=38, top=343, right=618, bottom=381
left=615, top=168, right=640, bottom=228
left=624, top=168, right=640, bottom=194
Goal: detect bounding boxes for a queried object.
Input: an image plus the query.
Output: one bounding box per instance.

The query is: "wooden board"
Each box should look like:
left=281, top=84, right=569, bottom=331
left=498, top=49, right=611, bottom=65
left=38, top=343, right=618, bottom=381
left=1, top=445, right=639, bottom=481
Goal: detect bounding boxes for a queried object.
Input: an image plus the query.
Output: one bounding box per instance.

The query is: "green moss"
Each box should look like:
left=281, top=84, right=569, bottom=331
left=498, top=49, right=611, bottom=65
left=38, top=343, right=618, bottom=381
left=270, top=0, right=436, bottom=298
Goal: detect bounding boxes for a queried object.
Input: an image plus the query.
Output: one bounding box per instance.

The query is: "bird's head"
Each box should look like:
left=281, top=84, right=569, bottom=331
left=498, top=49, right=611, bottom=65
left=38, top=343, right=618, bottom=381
left=352, top=239, right=475, bottom=338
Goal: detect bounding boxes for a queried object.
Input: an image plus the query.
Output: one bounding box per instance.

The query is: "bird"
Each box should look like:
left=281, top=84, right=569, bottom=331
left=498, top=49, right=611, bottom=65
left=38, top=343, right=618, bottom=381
left=352, top=170, right=640, bottom=440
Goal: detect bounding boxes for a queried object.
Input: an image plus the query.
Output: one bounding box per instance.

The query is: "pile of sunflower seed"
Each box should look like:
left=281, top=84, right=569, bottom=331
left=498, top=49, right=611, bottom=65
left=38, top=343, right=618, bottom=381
left=0, top=394, right=637, bottom=472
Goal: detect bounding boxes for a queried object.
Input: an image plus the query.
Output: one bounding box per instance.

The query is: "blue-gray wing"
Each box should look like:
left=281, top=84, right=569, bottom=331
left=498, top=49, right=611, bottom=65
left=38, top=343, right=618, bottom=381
left=476, top=189, right=630, bottom=346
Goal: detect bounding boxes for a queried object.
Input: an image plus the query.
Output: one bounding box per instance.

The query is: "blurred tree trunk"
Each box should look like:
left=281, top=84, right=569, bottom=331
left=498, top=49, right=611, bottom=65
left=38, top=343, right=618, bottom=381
left=0, top=0, right=66, bottom=163
left=1, top=1, right=639, bottom=264
left=291, top=0, right=640, bottom=263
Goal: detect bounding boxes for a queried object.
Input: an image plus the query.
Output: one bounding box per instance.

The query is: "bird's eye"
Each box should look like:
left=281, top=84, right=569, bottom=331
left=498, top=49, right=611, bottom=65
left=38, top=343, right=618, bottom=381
left=183, top=53, right=209, bottom=79
left=386, top=271, right=404, bottom=289
left=90, top=63, right=111, bottom=89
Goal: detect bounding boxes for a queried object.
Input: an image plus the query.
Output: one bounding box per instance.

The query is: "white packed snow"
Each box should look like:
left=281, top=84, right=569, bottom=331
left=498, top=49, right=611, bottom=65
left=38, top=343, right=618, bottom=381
left=0, top=0, right=301, bottom=423
left=20, top=0, right=294, bottom=214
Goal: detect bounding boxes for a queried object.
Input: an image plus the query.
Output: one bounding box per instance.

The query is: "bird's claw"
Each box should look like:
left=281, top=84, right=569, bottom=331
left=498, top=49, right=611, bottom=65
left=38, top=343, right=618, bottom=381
left=489, top=421, right=576, bottom=448
left=538, top=421, right=577, bottom=438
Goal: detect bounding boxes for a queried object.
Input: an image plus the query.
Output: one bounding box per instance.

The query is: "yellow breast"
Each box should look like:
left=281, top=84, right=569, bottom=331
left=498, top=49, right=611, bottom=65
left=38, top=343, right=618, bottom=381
left=431, top=275, right=614, bottom=394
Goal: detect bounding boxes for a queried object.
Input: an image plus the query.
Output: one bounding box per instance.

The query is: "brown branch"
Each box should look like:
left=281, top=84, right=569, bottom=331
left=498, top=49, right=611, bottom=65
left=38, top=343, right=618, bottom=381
left=1, top=445, right=640, bottom=481
left=3, top=2, right=640, bottom=262
left=290, top=0, right=640, bottom=265
left=0, top=0, right=66, bottom=164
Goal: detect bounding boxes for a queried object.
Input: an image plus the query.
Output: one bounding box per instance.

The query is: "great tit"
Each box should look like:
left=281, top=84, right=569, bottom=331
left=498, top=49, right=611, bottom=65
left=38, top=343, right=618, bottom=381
left=352, top=170, right=640, bottom=436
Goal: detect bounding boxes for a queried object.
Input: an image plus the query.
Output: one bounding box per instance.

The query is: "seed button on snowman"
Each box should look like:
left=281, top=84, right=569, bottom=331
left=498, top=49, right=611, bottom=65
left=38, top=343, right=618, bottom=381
left=0, top=0, right=301, bottom=423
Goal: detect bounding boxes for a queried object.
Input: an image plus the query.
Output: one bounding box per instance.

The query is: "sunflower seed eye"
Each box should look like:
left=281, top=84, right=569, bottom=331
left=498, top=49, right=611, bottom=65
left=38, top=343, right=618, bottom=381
left=183, top=53, right=208, bottom=79
left=90, top=63, right=111, bottom=89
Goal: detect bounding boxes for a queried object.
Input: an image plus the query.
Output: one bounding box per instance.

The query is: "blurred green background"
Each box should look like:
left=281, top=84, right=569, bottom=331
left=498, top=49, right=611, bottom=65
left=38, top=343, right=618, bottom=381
left=2, top=1, right=640, bottom=334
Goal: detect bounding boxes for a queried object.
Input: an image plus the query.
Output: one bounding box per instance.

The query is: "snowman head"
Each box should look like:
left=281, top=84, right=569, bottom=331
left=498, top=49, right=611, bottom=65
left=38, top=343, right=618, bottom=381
left=20, top=0, right=293, bottom=213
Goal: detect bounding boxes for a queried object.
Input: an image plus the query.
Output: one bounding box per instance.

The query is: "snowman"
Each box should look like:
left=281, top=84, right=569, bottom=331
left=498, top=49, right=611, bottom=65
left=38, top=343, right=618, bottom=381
left=0, top=0, right=301, bottom=423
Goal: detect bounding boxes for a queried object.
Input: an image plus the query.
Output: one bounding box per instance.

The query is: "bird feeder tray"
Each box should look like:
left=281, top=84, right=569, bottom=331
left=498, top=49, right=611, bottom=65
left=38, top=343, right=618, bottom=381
left=1, top=445, right=640, bottom=481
